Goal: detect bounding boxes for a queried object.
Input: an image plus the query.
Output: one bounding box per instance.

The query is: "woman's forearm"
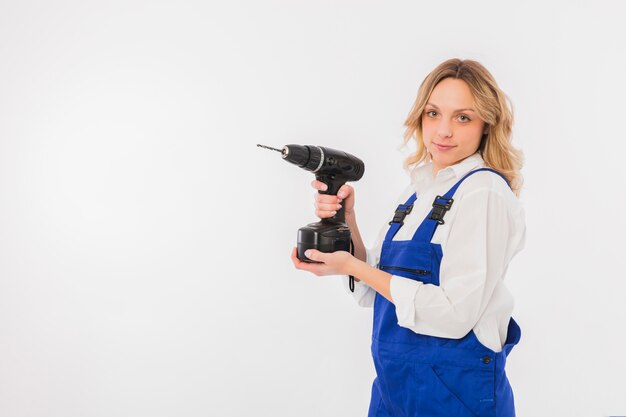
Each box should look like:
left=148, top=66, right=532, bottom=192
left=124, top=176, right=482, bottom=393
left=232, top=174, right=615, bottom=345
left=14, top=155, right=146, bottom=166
left=346, top=211, right=367, bottom=263
left=349, top=258, right=393, bottom=303
left=345, top=211, right=393, bottom=303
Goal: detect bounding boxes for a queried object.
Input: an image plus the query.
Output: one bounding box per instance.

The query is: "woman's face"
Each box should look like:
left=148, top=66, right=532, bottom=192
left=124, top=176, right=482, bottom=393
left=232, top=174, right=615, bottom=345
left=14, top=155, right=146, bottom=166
left=421, top=77, right=487, bottom=174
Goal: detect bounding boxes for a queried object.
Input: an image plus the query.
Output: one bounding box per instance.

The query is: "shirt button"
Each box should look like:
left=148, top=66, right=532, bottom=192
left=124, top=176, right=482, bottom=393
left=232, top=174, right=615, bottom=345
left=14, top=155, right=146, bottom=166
left=482, top=356, right=491, bottom=364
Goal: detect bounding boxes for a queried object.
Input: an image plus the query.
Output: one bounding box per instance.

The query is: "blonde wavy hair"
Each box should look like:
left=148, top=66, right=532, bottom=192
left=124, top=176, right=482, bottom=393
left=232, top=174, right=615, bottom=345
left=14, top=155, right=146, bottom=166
left=403, top=58, right=524, bottom=195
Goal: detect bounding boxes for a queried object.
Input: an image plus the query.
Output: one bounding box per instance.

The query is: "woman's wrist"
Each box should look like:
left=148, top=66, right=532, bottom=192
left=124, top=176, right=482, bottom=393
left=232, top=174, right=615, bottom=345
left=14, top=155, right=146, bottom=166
left=345, top=255, right=365, bottom=277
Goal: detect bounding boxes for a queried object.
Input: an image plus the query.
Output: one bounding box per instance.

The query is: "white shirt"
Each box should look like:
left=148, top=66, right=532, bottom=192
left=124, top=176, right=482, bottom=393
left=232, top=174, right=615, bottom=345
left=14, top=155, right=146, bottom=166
left=345, top=153, right=526, bottom=352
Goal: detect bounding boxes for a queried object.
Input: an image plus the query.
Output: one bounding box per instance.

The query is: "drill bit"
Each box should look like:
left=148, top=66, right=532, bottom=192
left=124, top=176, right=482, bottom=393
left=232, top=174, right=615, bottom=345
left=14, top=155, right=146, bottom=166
left=257, top=144, right=283, bottom=153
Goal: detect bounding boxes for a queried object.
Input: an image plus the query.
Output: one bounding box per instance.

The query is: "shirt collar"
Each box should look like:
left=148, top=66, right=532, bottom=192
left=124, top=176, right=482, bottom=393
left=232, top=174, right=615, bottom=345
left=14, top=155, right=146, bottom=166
left=445, top=152, right=485, bottom=179
left=409, top=153, right=485, bottom=192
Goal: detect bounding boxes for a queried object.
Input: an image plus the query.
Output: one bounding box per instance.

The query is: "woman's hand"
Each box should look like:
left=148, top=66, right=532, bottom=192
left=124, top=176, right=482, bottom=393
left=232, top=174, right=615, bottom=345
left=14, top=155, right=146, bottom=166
left=290, top=247, right=357, bottom=276
left=292, top=181, right=359, bottom=277
left=312, top=180, right=355, bottom=219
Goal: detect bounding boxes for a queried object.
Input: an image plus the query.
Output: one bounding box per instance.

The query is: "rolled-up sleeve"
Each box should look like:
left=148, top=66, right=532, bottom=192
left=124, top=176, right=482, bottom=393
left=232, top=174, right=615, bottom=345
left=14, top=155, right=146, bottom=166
left=390, top=188, right=516, bottom=339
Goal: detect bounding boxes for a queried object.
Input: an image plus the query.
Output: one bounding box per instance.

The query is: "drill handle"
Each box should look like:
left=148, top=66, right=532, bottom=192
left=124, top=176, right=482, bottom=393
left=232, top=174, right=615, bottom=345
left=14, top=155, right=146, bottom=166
left=316, top=175, right=347, bottom=224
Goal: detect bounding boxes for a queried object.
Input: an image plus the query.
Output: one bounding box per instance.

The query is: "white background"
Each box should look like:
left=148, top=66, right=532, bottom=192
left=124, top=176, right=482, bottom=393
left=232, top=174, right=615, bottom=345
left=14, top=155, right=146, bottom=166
left=1, top=1, right=625, bottom=416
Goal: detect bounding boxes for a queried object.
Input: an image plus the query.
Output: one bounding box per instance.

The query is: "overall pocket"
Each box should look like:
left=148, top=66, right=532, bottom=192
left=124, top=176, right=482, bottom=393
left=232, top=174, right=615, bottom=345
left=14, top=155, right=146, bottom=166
left=379, top=265, right=431, bottom=280
left=378, top=240, right=439, bottom=284
left=417, top=363, right=496, bottom=417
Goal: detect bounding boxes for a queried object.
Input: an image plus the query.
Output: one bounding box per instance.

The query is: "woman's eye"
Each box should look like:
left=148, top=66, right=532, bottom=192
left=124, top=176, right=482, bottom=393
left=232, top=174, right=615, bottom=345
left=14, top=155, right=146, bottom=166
left=425, top=110, right=437, bottom=117
left=458, top=115, right=471, bottom=122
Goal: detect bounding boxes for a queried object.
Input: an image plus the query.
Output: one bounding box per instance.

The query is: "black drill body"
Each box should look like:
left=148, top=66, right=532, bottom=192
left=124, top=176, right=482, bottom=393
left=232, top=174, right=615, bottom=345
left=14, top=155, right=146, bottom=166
left=259, top=144, right=365, bottom=263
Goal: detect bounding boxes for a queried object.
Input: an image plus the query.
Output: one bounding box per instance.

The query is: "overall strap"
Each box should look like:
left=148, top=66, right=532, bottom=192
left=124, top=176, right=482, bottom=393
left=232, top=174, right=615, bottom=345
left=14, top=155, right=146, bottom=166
left=414, top=168, right=510, bottom=241
left=384, top=192, right=418, bottom=242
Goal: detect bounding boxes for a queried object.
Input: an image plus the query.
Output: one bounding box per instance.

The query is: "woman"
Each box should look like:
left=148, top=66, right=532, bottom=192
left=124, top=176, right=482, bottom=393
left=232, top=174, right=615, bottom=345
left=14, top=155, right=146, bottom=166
left=291, top=58, right=525, bottom=417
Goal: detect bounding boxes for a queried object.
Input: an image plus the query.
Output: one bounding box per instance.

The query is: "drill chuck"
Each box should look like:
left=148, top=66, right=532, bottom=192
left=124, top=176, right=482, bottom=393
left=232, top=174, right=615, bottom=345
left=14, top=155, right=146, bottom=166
left=282, top=145, right=324, bottom=172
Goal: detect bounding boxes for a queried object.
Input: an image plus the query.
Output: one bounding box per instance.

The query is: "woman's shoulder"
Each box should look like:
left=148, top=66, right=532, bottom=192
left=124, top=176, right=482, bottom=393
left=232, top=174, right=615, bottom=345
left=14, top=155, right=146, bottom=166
left=456, top=168, right=521, bottom=209
left=453, top=170, right=526, bottom=234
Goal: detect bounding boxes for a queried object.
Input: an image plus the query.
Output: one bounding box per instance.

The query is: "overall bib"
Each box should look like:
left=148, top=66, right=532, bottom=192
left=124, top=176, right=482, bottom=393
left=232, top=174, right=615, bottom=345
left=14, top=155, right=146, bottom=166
left=368, top=168, right=521, bottom=417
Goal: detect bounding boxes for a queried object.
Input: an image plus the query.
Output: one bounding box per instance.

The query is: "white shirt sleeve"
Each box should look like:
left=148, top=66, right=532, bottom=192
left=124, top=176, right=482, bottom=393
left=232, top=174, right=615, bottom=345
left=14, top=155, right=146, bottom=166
left=390, top=187, right=524, bottom=339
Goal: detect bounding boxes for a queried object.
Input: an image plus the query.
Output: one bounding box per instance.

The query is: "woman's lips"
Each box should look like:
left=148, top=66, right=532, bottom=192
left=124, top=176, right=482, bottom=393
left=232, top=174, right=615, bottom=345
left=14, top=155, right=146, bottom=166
left=433, top=143, right=456, bottom=151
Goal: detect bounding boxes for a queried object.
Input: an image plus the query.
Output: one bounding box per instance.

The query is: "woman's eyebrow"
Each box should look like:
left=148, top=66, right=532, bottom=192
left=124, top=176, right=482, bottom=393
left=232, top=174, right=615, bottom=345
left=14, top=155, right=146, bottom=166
left=425, top=102, right=476, bottom=113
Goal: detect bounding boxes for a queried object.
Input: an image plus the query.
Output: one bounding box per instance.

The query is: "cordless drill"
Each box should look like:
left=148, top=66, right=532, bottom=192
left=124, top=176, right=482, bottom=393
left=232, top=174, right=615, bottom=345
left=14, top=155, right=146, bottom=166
left=257, top=144, right=365, bottom=263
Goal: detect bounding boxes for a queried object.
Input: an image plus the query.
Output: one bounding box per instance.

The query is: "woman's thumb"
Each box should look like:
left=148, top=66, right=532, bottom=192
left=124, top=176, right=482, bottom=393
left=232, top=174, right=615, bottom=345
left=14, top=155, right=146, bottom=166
left=305, top=249, right=323, bottom=262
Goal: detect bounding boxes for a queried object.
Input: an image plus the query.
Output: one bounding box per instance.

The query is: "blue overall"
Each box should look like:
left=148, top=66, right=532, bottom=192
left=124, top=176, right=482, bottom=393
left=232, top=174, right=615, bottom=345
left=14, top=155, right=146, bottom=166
left=368, top=168, right=521, bottom=417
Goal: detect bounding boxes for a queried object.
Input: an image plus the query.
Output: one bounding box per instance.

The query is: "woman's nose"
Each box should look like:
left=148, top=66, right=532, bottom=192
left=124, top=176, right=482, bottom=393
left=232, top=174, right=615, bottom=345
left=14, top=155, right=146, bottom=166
left=436, top=121, right=452, bottom=138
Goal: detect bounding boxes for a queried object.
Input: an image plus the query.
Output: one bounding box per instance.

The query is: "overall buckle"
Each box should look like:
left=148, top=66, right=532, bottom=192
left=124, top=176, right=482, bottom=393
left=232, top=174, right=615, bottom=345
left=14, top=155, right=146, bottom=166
left=429, top=196, right=454, bottom=225
left=389, top=204, right=413, bottom=226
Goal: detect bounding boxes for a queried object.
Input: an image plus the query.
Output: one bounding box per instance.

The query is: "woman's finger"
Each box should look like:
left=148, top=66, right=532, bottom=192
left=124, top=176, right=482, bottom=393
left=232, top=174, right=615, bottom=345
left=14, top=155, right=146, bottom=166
left=290, top=247, right=303, bottom=267
left=337, top=184, right=353, bottom=199
left=315, top=210, right=336, bottom=218
left=315, top=193, right=339, bottom=203
left=311, top=180, right=328, bottom=191
left=291, top=247, right=312, bottom=270
left=314, top=201, right=342, bottom=211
